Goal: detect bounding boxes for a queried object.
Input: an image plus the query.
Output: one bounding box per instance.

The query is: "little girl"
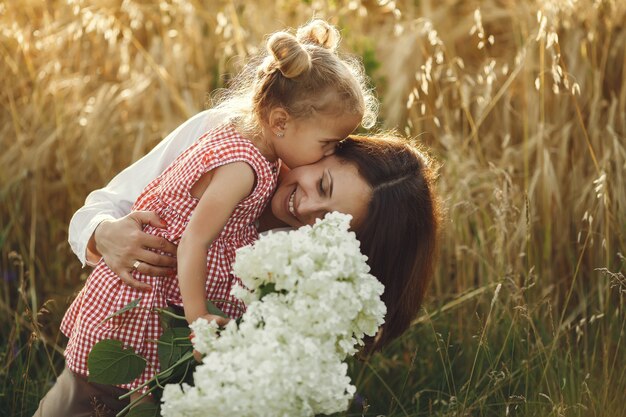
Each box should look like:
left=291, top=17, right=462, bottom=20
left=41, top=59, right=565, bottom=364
left=50, top=19, right=375, bottom=412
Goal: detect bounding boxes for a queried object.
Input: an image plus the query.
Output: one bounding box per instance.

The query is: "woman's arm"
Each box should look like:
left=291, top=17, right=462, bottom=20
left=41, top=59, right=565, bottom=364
left=68, top=109, right=228, bottom=288
left=177, top=162, right=255, bottom=324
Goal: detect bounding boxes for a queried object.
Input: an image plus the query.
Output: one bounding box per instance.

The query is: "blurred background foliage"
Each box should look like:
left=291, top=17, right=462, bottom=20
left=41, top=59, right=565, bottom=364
left=1, top=0, right=625, bottom=416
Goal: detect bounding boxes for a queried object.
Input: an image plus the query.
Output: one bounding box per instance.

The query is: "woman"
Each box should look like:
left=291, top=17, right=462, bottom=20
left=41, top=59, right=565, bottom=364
left=71, top=107, right=439, bottom=348
left=46, top=109, right=439, bottom=416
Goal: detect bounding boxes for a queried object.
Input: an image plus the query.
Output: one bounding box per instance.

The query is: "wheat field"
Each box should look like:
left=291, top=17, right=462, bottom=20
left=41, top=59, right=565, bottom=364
left=1, top=0, right=625, bottom=416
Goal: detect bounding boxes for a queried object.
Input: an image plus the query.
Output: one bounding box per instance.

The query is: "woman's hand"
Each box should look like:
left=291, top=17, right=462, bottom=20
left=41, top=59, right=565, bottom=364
left=92, top=211, right=178, bottom=290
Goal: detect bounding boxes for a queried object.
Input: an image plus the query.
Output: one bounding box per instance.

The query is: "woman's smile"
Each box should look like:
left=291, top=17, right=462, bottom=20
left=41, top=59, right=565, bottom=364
left=287, top=188, right=298, bottom=219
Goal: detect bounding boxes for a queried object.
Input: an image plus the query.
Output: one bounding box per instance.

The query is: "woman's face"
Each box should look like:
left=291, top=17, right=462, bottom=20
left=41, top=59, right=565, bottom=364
left=271, top=155, right=372, bottom=228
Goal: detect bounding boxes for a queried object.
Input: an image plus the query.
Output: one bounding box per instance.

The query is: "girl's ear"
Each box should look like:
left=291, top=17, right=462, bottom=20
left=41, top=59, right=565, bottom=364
left=267, top=107, right=289, bottom=136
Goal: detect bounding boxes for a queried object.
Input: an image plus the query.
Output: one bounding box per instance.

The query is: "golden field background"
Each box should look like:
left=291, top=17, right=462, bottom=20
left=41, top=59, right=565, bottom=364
left=1, top=0, right=625, bottom=416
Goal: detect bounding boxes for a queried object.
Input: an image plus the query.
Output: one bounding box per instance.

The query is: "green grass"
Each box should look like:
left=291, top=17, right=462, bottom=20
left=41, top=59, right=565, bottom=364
left=3, top=266, right=622, bottom=416
left=343, top=276, right=625, bottom=417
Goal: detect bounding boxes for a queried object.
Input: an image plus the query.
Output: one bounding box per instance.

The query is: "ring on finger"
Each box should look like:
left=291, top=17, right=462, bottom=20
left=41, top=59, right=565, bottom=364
left=131, top=260, right=141, bottom=272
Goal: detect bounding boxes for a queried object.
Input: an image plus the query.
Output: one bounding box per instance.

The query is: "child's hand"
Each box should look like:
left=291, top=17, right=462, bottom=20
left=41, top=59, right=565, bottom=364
left=189, top=331, right=203, bottom=363
left=197, top=313, right=230, bottom=328
left=193, top=349, right=203, bottom=363
left=189, top=314, right=230, bottom=362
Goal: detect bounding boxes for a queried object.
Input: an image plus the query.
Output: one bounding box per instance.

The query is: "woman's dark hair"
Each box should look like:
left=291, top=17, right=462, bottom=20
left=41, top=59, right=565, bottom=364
left=335, top=133, right=441, bottom=353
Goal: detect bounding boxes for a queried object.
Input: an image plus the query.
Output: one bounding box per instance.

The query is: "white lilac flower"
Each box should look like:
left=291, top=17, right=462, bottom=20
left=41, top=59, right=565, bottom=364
left=161, top=212, right=386, bottom=416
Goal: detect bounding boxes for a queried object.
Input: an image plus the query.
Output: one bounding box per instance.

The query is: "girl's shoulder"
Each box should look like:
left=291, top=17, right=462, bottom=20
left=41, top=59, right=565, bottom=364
left=198, top=123, right=272, bottom=166
left=205, top=123, right=253, bottom=147
left=193, top=124, right=278, bottom=178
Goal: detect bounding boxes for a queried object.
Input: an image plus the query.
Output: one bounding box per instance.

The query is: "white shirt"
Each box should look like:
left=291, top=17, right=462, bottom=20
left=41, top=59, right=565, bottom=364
left=69, top=109, right=229, bottom=266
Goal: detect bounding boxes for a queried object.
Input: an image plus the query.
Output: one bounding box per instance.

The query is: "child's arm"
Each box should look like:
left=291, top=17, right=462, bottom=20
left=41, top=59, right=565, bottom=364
left=177, top=161, right=256, bottom=324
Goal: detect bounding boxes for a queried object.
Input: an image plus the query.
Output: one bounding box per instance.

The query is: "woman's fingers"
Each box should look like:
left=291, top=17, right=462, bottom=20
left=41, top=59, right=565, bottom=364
left=118, top=269, right=152, bottom=291
left=127, top=211, right=178, bottom=257
left=139, top=234, right=178, bottom=261
left=128, top=210, right=168, bottom=229
left=133, top=256, right=176, bottom=277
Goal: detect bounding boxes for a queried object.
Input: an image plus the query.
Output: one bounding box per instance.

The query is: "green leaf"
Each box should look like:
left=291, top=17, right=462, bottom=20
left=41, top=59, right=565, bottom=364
left=205, top=299, right=228, bottom=318
left=124, top=402, right=161, bottom=417
left=87, top=339, right=146, bottom=385
left=102, top=297, right=142, bottom=323
left=148, top=350, right=196, bottom=400
left=158, top=306, right=187, bottom=331
left=258, top=282, right=277, bottom=299
left=257, top=283, right=286, bottom=300
left=157, top=327, right=193, bottom=371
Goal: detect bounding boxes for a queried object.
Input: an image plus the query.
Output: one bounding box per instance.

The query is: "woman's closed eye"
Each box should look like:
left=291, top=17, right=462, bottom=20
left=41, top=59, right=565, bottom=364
left=317, top=169, right=333, bottom=197
left=318, top=177, right=325, bottom=196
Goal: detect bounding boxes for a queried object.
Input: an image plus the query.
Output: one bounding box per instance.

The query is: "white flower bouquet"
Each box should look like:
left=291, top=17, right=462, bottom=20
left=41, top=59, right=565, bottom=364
left=161, top=212, right=386, bottom=417
left=87, top=212, right=385, bottom=417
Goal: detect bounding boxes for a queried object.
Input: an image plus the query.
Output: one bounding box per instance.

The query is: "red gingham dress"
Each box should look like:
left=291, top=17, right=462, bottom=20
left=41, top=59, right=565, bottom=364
left=61, top=124, right=279, bottom=391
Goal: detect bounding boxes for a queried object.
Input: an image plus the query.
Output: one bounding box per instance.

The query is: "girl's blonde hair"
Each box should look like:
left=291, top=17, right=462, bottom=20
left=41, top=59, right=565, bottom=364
left=212, top=19, right=378, bottom=136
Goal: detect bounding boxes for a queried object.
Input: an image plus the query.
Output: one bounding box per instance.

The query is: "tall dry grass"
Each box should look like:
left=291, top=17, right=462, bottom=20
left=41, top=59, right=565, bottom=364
left=1, top=0, right=624, bottom=416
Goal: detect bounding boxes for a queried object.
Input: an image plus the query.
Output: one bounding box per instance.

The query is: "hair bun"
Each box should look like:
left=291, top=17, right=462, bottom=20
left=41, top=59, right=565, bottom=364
left=266, top=32, right=311, bottom=78
left=296, top=19, right=340, bottom=51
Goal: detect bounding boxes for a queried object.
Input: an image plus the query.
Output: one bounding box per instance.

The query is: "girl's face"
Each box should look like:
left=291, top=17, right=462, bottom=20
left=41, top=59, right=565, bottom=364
left=271, top=155, right=371, bottom=228
left=273, top=112, right=362, bottom=169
